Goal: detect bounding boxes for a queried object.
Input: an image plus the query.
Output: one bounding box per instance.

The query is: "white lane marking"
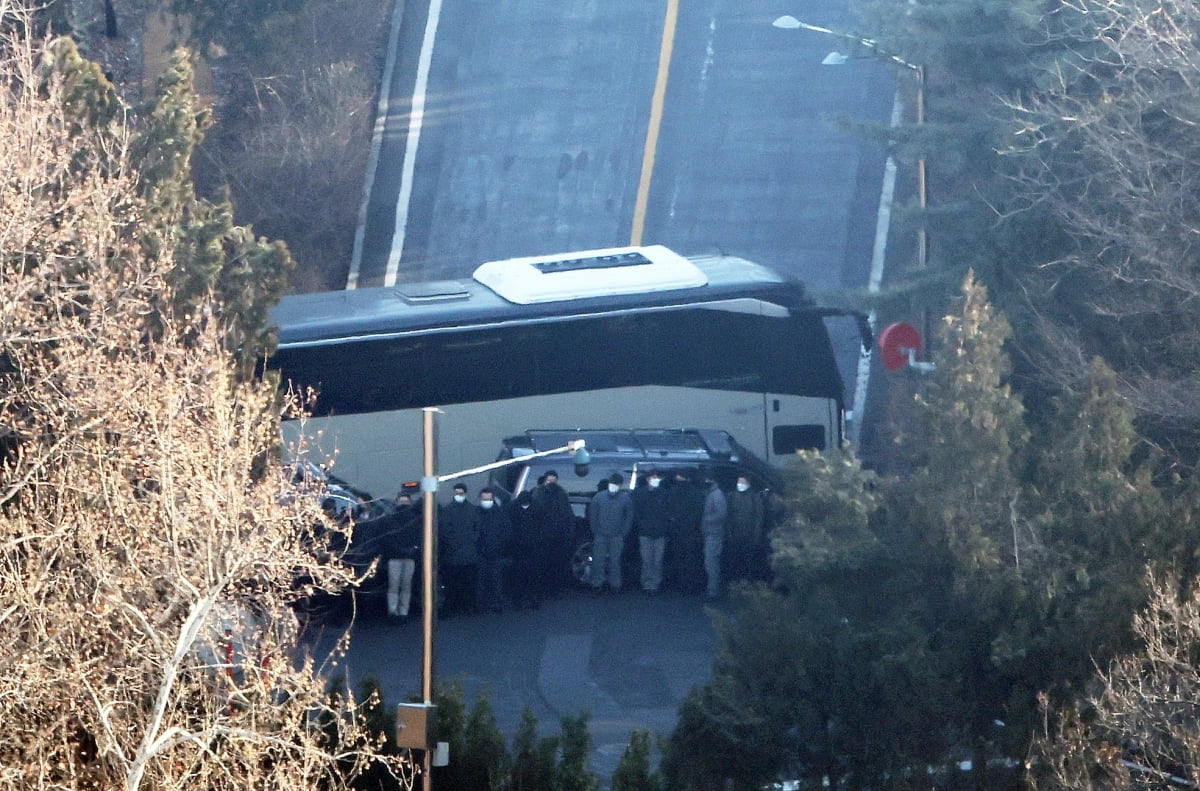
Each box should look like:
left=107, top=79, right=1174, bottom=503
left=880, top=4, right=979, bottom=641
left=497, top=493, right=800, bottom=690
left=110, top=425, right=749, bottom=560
left=383, top=0, right=446, bottom=288
left=346, top=0, right=408, bottom=289
left=699, top=15, right=716, bottom=96
left=849, top=89, right=903, bottom=447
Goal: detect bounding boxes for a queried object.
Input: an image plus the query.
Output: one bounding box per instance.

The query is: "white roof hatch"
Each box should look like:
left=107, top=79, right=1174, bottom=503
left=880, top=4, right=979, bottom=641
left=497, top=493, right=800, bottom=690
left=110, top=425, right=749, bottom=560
left=472, top=244, right=708, bottom=304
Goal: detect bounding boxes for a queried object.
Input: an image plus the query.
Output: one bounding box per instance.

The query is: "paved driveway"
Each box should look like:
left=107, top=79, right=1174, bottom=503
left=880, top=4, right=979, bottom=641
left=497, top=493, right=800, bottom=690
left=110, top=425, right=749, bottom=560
left=305, top=589, right=720, bottom=782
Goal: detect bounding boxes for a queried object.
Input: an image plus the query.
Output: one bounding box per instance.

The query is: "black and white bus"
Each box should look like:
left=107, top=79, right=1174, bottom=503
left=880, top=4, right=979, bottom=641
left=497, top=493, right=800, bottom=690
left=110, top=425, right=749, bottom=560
left=268, top=245, right=857, bottom=499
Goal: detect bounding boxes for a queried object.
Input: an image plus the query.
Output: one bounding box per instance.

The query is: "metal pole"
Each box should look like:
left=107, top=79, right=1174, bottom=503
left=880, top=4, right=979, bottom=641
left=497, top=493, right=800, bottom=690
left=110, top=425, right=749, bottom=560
left=420, top=407, right=437, bottom=791
left=915, top=64, right=927, bottom=271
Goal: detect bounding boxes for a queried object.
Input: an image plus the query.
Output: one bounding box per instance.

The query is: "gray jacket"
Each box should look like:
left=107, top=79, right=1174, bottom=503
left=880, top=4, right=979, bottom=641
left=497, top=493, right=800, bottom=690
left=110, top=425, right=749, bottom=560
left=700, top=483, right=728, bottom=539
left=588, top=489, right=634, bottom=538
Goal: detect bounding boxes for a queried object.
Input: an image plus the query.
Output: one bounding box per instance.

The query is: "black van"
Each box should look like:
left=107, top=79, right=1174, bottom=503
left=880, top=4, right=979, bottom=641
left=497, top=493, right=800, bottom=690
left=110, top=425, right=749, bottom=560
left=489, top=429, right=784, bottom=585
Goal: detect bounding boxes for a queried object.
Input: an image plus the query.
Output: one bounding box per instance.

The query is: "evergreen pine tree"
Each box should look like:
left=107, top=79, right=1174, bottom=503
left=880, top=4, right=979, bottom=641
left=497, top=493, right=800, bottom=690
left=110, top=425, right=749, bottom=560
left=431, top=682, right=467, bottom=790
left=510, top=708, right=558, bottom=791
left=556, top=713, right=600, bottom=791
left=611, top=730, right=662, bottom=791
left=898, top=273, right=1029, bottom=790
left=1005, top=358, right=1196, bottom=714
left=906, top=270, right=1028, bottom=581
left=664, top=448, right=945, bottom=791
left=461, top=692, right=510, bottom=791
left=132, top=49, right=294, bottom=374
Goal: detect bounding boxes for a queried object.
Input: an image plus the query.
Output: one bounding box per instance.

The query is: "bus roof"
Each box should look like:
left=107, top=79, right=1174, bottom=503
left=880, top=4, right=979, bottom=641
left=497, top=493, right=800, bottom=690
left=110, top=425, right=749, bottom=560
left=273, top=248, right=811, bottom=348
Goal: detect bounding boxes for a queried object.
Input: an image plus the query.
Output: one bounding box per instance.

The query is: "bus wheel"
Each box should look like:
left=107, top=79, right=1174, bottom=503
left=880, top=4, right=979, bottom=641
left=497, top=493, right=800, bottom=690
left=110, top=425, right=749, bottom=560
left=571, top=540, right=593, bottom=585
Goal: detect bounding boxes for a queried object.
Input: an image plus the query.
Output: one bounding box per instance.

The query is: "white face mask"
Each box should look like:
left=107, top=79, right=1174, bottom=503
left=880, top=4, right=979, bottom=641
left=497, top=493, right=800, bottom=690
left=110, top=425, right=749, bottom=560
left=607, top=483, right=619, bottom=494
left=737, top=482, right=750, bottom=493
left=648, top=478, right=661, bottom=488
left=480, top=499, right=495, bottom=509
left=453, top=494, right=466, bottom=504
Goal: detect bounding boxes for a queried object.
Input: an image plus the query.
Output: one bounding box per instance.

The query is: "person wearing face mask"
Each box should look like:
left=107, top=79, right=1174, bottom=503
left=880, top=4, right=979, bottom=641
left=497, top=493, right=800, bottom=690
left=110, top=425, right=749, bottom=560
left=475, top=487, right=513, bottom=614
left=633, top=469, right=671, bottom=594
left=587, top=473, right=633, bottom=594
left=724, top=475, right=767, bottom=584
left=438, top=483, right=481, bottom=616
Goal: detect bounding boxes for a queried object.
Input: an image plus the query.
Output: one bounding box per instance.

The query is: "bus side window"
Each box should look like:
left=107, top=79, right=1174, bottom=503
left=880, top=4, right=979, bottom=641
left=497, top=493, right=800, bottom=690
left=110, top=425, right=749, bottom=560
left=772, top=424, right=826, bottom=455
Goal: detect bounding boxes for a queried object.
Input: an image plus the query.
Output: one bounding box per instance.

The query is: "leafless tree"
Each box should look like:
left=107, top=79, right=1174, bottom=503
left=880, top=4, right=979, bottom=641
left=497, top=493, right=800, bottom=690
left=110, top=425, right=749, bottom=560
left=1006, top=0, right=1200, bottom=423
left=0, top=8, right=410, bottom=789
left=1030, top=571, right=1200, bottom=791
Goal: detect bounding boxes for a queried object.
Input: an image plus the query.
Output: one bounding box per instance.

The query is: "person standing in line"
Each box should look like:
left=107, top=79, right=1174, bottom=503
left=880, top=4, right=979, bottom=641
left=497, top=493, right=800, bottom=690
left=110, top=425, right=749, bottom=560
left=380, top=492, right=422, bottom=622
left=633, top=469, right=671, bottom=594
left=700, top=473, right=728, bottom=601
left=475, top=487, right=512, bottom=613
left=724, top=475, right=767, bottom=585
left=587, top=473, right=633, bottom=594
left=531, top=469, right=575, bottom=595
left=508, top=490, right=546, bottom=609
left=665, top=470, right=705, bottom=594
left=438, top=483, right=480, bottom=616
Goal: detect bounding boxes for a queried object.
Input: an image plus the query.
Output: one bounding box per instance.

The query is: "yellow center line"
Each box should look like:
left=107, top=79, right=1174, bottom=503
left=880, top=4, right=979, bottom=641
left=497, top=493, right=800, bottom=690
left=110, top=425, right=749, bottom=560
left=630, top=0, right=679, bottom=247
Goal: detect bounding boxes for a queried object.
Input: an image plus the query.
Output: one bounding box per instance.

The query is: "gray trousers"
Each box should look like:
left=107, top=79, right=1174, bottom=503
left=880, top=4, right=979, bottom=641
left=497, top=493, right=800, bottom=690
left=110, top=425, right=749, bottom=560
left=591, top=534, right=625, bottom=590
left=703, top=535, right=723, bottom=597
left=387, top=558, right=416, bottom=616
left=639, top=536, right=666, bottom=592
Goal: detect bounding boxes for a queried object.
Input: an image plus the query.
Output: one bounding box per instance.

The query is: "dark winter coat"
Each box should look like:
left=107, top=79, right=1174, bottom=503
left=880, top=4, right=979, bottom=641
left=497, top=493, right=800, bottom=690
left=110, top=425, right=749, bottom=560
left=665, top=480, right=704, bottom=539
left=439, top=500, right=480, bottom=566
left=379, top=503, right=423, bottom=561
left=510, top=494, right=547, bottom=553
left=726, top=489, right=766, bottom=548
left=531, top=481, right=574, bottom=538
left=476, top=503, right=513, bottom=560
left=633, top=484, right=671, bottom=539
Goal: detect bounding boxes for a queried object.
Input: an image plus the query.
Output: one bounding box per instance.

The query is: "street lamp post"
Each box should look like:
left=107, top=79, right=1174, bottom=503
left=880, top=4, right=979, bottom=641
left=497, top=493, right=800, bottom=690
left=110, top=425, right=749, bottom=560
left=773, top=14, right=929, bottom=447
left=405, top=409, right=589, bottom=791
left=772, top=15, right=926, bottom=270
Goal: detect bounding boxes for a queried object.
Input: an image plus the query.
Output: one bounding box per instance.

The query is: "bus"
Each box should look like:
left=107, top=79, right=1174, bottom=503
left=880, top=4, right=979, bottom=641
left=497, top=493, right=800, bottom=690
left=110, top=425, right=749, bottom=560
left=268, top=245, right=859, bottom=499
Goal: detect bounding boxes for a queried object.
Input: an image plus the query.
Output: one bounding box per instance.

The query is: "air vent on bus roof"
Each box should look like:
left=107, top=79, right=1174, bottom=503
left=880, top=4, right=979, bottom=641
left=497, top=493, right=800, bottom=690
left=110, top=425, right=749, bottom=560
left=472, top=244, right=708, bottom=304
left=394, top=280, right=471, bottom=303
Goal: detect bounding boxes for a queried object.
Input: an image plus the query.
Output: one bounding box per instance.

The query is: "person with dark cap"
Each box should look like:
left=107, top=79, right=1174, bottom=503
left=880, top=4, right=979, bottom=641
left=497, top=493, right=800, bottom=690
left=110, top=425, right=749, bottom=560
left=633, top=469, right=671, bottom=594
left=532, top=469, right=575, bottom=595
left=587, top=473, right=633, bottom=594
left=438, top=483, right=480, bottom=615
left=508, top=490, right=546, bottom=609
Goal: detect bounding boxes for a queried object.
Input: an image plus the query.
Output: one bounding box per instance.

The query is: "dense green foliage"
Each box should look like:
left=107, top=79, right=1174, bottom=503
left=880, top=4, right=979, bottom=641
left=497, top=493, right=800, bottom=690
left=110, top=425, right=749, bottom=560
left=666, top=277, right=1200, bottom=790
left=426, top=683, right=603, bottom=791
left=39, top=37, right=293, bottom=373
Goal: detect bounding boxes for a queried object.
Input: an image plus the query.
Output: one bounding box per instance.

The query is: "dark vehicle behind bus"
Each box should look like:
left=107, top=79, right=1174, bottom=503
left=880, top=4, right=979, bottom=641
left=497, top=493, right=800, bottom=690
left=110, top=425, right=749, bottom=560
left=489, top=429, right=784, bottom=585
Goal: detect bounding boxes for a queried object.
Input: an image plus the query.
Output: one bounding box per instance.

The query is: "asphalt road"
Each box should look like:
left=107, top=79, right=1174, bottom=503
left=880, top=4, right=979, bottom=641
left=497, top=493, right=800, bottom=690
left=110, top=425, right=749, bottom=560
left=350, top=1, right=894, bottom=407
left=355, top=0, right=892, bottom=286
left=305, top=588, right=720, bottom=784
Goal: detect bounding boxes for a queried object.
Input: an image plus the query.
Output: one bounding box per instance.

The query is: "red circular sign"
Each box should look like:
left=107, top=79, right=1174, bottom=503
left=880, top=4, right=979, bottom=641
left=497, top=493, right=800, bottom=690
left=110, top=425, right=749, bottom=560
left=878, top=322, right=923, bottom=371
